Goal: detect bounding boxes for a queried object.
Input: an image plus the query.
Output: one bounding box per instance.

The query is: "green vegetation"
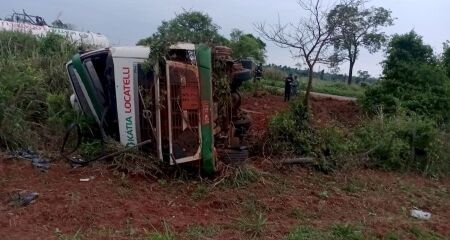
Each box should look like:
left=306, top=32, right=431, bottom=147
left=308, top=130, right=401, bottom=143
left=79, top=140, right=103, bottom=159
left=409, top=225, right=443, bottom=240
left=264, top=63, right=378, bottom=84
left=236, top=212, right=267, bottom=238
left=266, top=31, right=450, bottom=177
left=284, top=226, right=329, bottom=240
left=191, top=184, right=209, bottom=200
left=144, top=222, right=176, bottom=240
left=137, top=11, right=226, bottom=47
left=327, top=2, right=394, bottom=84
left=223, top=165, right=262, bottom=188
left=358, top=32, right=450, bottom=176
left=137, top=11, right=266, bottom=64
left=229, top=29, right=266, bottom=63
left=268, top=99, right=450, bottom=176
left=284, top=224, right=364, bottom=240
left=361, top=31, right=450, bottom=120
left=246, top=77, right=365, bottom=98
left=353, top=113, right=450, bottom=176
left=0, top=31, right=78, bottom=149
left=183, top=224, right=219, bottom=239
left=55, top=229, right=83, bottom=240
left=443, top=40, right=450, bottom=78
left=267, top=99, right=316, bottom=157
left=235, top=199, right=268, bottom=238
left=302, top=79, right=364, bottom=98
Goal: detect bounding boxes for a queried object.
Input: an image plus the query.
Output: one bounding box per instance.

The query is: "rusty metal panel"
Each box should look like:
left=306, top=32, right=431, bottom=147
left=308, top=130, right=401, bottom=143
left=182, top=84, right=200, bottom=110
left=166, top=61, right=201, bottom=163
left=173, top=62, right=200, bottom=111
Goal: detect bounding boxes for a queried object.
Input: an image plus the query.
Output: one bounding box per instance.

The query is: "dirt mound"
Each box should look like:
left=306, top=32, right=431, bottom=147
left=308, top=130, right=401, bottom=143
left=241, top=95, right=288, bottom=134
left=241, top=94, right=362, bottom=134
left=310, top=95, right=362, bottom=128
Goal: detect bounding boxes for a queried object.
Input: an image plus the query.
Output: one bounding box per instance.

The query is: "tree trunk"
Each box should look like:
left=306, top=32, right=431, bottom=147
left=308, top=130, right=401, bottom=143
left=303, top=66, right=314, bottom=106
left=347, top=60, right=355, bottom=85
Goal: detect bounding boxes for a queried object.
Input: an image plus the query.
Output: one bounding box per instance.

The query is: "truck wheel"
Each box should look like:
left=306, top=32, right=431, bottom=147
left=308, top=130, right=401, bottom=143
left=233, top=69, right=252, bottom=82
left=218, top=148, right=249, bottom=165
left=240, top=59, right=253, bottom=70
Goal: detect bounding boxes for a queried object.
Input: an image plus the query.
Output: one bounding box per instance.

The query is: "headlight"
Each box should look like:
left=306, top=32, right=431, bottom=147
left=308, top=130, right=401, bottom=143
left=70, top=94, right=81, bottom=112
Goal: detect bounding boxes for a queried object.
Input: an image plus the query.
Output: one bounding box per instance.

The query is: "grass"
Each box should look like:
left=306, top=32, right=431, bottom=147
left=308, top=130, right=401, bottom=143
left=342, top=178, right=367, bottom=193
left=55, top=229, right=83, bottom=240
left=290, top=207, right=305, bottom=221
left=331, top=224, right=364, bottom=240
left=191, top=184, right=209, bottom=200
left=284, top=223, right=446, bottom=240
left=113, top=171, right=134, bottom=198
left=234, top=198, right=268, bottom=238
left=284, top=226, right=329, bottom=240
left=304, top=79, right=364, bottom=98
left=123, top=218, right=138, bottom=237
left=284, top=224, right=364, bottom=240
left=249, top=77, right=365, bottom=98
left=223, top=165, right=262, bottom=188
left=0, top=31, right=79, bottom=149
left=144, top=222, right=176, bottom=240
left=409, top=225, right=443, bottom=240
left=183, top=224, right=219, bottom=239
left=236, top=212, right=267, bottom=238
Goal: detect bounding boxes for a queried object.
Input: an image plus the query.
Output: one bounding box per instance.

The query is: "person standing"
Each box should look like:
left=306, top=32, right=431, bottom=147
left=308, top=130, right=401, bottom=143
left=284, top=73, right=293, bottom=102
left=291, top=75, right=299, bottom=96
left=255, top=63, right=263, bottom=81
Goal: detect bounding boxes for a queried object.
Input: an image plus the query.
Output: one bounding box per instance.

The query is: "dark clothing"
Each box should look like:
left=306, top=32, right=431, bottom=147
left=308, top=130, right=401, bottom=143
left=254, top=65, right=263, bottom=82
left=291, top=78, right=299, bottom=96
left=284, top=76, right=293, bottom=102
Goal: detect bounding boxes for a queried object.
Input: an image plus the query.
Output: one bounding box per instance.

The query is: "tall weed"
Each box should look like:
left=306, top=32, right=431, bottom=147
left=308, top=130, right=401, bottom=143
left=268, top=100, right=449, bottom=176
left=0, top=31, right=78, bottom=149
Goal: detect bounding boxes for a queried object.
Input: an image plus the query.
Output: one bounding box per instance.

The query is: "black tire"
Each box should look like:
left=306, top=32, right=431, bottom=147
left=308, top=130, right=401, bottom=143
left=233, top=69, right=253, bottom=82
left=240, top=59, right=253, bottom=70
left=217, top=148, right=249, bottom=165
left=233, top=115, right=251, bottom=126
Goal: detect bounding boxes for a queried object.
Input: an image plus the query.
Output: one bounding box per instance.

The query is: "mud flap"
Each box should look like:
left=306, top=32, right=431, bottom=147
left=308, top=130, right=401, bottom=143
left=196, top=44, right=215, bottom=174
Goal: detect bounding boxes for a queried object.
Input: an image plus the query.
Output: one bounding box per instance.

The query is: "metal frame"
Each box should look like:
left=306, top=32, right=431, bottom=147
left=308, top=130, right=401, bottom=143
left=166, top=61, right=202, bottom=165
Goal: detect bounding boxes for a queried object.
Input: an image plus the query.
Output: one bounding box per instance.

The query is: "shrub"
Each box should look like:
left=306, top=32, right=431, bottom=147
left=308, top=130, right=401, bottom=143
left=354, top=113, right=450, bottom=176
left=361, top=63, right=450, bottom=120
left=268, top=99, right=318, bottom=157
left=263, top=66, right=285, bottom=81
left=268, top=99, right=450, bottom=176
left=361, top=32, right=450, bottom=121
left=0, top=31, right=78, bottom=149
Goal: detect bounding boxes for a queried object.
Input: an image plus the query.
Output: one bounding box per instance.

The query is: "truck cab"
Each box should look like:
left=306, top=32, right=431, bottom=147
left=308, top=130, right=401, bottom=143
left=66, top=44, right=252, bottom=173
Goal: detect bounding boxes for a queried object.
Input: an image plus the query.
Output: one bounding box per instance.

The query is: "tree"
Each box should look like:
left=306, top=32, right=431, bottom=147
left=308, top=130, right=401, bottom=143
left=256, top=0, right=345, bottom=106
left=137, top=11, right=226, bottom=46
left=229, top=29, right=266, bottom=63
left=327, top=2, right=394, bottom=85
left=361, top=31, right=450, bottom=120
left=443, top=40, right=450, bottom=78
left=357, top=70, right=370, bottom=81
left=383, top=31, right=434, bottom=78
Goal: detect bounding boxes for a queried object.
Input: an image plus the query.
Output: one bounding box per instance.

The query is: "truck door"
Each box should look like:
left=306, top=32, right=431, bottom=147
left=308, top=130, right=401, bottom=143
left=165, top=61, right=202, bottom=165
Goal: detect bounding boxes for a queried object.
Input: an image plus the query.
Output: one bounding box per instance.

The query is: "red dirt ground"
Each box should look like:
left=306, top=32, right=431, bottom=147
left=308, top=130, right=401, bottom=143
left=241, top=94, right=362, bottom=133
left=1, top=94, right=449, bottom=239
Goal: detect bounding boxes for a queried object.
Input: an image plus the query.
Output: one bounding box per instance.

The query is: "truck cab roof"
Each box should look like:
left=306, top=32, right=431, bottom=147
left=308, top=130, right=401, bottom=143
left=73, top=43, right=196, bottom=60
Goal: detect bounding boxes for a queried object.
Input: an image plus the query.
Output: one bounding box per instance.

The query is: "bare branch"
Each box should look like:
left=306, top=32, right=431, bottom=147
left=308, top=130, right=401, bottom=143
left=255, top=0, right=343, bottom=105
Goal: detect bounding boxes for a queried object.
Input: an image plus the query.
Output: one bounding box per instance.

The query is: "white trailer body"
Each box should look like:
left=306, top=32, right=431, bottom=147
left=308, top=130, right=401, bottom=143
left=0, top=20, right=110, bottom=48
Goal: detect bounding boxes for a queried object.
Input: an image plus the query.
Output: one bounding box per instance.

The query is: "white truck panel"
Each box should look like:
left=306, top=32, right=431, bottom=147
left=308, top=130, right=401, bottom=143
left=0, top=20, right=110, bottom=48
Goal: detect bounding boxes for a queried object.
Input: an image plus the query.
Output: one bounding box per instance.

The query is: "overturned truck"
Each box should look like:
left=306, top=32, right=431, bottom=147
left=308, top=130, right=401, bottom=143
left=66, top=43, right=253, bottom=174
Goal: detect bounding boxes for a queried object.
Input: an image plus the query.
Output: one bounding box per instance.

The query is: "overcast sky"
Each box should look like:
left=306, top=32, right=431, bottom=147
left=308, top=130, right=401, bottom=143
left=2, top=0, right=450, bottom=77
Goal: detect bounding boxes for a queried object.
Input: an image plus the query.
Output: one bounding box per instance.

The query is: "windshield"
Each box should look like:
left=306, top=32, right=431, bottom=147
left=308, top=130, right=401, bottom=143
left=66, top=51, right=119, bottom=138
